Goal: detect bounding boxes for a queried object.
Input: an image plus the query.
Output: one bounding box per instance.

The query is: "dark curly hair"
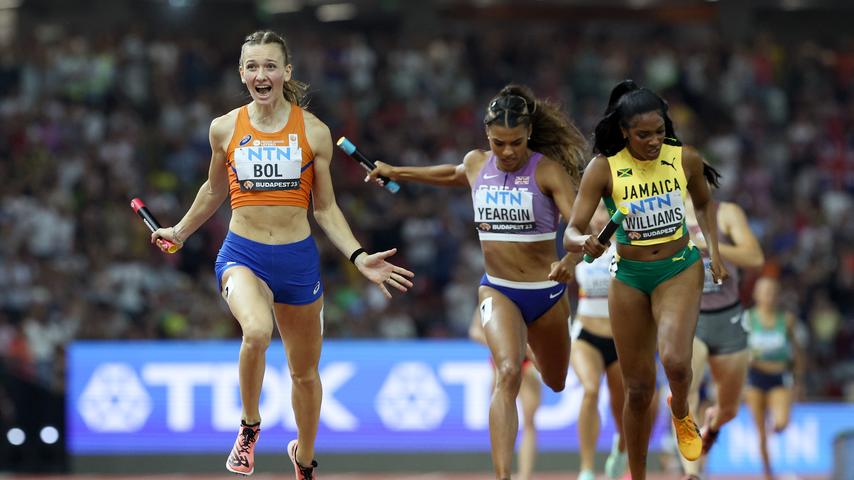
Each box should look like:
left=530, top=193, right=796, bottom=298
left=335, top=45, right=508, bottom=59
left=484, top=84, right=588, bottom=186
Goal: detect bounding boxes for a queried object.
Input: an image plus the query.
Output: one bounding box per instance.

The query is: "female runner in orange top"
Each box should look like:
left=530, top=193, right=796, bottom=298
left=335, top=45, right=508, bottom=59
left=151, top=30, right=414, bottom=480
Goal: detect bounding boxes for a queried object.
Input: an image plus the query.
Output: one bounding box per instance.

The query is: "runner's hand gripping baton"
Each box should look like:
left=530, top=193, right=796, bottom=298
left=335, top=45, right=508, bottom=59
left=336, top=137, right=400, bottom=194
left=130, top=198, right=179, bottom=254
left=583, top=206, right=628, bottom=263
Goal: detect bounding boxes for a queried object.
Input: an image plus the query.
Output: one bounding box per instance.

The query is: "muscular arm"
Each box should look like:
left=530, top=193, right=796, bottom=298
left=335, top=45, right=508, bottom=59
left=388, top=164, right=468, bottom=186
left=308, top=115, right=364, bottom=258
left=538, top=158, right=577, bottom=228
left=311, top=114, right=414, bottom=296
left=564, top=155, right=609, bottom=253
left=371, top=150, right=481, bottom=188
left=171, top=114, right=233, bottom=241
left=718, top=202, right=765, bottom=269
left=538, top=158, right=583, bottom=267
left=684, top=147, right=724, bottom=277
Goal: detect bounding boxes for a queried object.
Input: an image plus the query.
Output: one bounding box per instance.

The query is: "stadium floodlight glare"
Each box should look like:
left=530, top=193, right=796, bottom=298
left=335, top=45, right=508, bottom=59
left=6, top=428, right=25, bottom=446
left=40, top=426, right=60, bottom=445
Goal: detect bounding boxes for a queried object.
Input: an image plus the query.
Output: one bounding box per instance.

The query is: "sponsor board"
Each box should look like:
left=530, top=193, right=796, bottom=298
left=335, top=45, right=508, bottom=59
left=68, top=341, right=849, bottom=476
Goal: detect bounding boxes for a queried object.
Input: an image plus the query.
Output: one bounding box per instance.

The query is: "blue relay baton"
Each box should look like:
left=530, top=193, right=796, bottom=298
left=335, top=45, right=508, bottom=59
left=583, top=206, right=628, bottom=263
left=336, top=137, right=400, bottom=194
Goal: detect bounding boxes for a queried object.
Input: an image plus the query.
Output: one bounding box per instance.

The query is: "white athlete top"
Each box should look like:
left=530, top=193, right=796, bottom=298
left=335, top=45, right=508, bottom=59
left=575, top=243, right=615, bottom=318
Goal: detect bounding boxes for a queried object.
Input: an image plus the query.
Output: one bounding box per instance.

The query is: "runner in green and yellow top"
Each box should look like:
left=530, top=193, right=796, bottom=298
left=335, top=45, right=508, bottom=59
left=564, top=80, right=728, bottom=480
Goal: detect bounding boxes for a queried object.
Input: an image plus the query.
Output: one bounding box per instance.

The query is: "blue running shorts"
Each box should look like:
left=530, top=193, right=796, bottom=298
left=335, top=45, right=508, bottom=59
left=215, top=231, right=323, bottom=305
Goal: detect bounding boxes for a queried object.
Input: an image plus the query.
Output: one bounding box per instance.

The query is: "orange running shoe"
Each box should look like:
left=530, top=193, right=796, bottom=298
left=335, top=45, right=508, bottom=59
left=667, top=394, right=702, bottom=461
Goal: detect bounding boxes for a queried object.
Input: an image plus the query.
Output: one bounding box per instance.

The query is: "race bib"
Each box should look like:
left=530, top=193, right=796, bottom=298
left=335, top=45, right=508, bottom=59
left=750, top=330, right=787, bottom=354
left=233, top=134, right=302, bottom=191
left=620, top=190, right=685, bottom=242
left=473, top=187, right=535, bottom=233
left=576, top=249, right=613, bottom=298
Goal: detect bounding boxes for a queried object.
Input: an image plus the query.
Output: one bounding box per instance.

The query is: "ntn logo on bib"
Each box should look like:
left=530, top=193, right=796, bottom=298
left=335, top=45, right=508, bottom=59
left=474, top=187, right=535, bottom=231
left=234, top=145, right=302, bottom=191
left=620, top=190, right=685, bottom=241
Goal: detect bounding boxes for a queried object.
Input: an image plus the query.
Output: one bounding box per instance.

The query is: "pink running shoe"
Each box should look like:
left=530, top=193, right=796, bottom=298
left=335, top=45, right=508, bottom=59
left=226, top=421, right=260, bottom=475
left=287, top=439, right=318, bottom=480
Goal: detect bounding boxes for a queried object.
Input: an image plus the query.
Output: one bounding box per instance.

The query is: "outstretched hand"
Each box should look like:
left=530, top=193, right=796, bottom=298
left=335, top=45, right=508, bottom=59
left=364, top=161, right=394, bottom=188
left=354, top=248, right=415, bottom=298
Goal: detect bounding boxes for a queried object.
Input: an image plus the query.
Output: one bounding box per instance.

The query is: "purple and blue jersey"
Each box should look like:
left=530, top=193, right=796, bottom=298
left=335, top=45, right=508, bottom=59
left=471, top=152, right=558, bottom=242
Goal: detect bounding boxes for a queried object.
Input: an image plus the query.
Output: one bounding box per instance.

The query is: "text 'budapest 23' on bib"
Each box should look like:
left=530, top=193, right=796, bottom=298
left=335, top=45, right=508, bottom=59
left=233, top=133, right=303, bottom=191
left=473, top=187, right=536, bottom=234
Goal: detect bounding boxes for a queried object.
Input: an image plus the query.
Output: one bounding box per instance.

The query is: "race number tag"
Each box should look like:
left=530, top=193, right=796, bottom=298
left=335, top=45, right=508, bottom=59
left=620, top=190, right=685, bottom=241
left=233, top=135, right=302, bottom=191
left=473, top=187, right=535, bottom=233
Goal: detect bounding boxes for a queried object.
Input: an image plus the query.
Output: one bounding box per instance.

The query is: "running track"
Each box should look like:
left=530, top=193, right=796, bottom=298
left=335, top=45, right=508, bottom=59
left=8, top=474, right=820, bottom=479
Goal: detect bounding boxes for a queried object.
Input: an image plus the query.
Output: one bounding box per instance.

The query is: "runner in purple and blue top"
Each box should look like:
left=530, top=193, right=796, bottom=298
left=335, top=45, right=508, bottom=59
left=368, top=84, right=588, bottom=480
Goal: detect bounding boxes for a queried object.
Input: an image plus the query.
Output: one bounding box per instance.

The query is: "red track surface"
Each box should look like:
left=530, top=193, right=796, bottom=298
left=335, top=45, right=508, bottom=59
left=8, top=475, right=822, bottom=480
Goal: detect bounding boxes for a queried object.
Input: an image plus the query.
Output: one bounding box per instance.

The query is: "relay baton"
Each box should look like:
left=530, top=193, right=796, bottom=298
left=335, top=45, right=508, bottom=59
left=130, top=198, right=179, bottom=254
left=336, top=137, right=400, bottom=194
left=583, top=206, right=628, bottom=263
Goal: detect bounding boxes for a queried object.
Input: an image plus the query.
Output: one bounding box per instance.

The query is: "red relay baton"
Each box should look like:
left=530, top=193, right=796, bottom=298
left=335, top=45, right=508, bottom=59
left=130, top=198, right=179, bottom=254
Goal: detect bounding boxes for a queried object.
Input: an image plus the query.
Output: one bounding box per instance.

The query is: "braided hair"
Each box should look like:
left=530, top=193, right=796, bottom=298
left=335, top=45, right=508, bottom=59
left=593, top=80, right=720, bottom=187
left=484, top=84, right=588, bottom=186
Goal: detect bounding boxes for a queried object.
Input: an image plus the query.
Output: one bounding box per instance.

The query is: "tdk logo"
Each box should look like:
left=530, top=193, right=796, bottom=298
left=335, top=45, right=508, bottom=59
left=74, top=356, right=596, bottom=435
left=78, top=363, right=152, bottom=432
left=76, top=362, right=360, bottom=433
left=375, top=362, right=449, bottom=430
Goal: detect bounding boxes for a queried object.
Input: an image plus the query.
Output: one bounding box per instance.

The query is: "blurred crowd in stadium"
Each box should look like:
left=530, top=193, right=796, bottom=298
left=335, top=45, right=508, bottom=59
left=0, top=16, right=852, bottom=407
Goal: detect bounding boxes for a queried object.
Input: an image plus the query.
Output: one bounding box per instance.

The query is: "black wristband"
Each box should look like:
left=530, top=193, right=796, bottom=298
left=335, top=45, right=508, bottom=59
left=349, top=247, right=366, bottom=264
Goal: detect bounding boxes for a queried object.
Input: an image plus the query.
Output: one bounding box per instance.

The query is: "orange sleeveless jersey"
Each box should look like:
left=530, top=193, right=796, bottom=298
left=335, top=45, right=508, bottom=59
left=225, top=104, right=315, bottom=209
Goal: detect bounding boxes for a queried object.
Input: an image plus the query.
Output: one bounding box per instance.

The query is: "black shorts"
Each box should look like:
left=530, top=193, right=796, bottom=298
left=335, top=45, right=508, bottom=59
left=577, top=328, right=619, bottom=368
left=748, top=368, right=792, bottom=392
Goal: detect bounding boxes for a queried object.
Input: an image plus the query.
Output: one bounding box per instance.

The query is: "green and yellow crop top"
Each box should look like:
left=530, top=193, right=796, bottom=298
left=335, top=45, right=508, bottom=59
left=603, top=143, right=688, bottom=246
